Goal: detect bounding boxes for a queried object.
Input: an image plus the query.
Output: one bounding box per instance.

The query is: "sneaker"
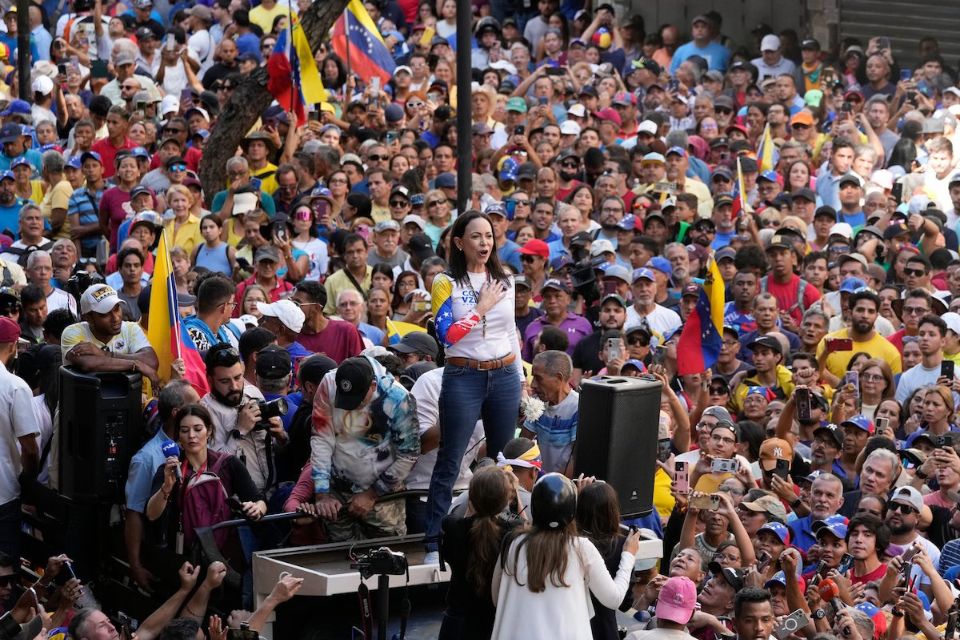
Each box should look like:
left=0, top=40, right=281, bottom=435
left=422, top=551, right=439, bottom=565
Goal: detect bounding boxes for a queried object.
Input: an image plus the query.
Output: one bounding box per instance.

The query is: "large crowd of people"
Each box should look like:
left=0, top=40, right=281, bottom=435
left=0, top=0, right=960, bottom=637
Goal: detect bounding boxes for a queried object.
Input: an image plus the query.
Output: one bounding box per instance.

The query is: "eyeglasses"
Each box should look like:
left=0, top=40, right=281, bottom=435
left=0, top=574, right=17, bottom=587
left=292, top=300, right=319, bottom=308
left=208, top=346, right=241, bottom=367
left=709, top=386, right=728, bottom=394
left=888, top=502, right=917, bottom=515
left=520, top=255, right=537, bottom=263
left=903, top=268, right=927, bottom=277
left=861, top=373, right=884, bottom=382
left=389, top=200, right=409, bottom=208
left=902, top=305, right=929, bottom=315
left=368, top=154, right=388, bottom=161
left=427, top=200, right=443, bottom=207
left=601, top=207, right=623, bottom=214
left=722, top=339, right=739, bottom=347
left=513, top=199, right=530, bottom=206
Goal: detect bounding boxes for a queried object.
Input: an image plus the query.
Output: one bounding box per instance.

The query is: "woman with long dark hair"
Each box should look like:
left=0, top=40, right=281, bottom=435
left=439, top=467, right=522, bottom=639
left=575, top=481, right=627, bottom=640
left=423, top=210, right=524, bottom=563
left=491, top=474, right=640, bottom=639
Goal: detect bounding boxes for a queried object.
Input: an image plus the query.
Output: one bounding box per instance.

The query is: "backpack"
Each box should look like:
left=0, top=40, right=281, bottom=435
left=180, top=452, right=233, bottom=549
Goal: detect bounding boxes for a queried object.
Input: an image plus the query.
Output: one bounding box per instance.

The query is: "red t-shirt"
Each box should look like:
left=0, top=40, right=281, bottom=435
left=887, top=328, right=910, bottom=356
left=764, top=274, right=822, bottom=326
left=99, top=186, right=132, bottom=250
left=849, top=562, right=887, bottom=586
left=234, top=275, right=293, bottom=309
left=297, top=318, right=364, bottom=364
left=90, top=137, right=136, bottom=178
left=105, top=249, right=154, bottom=275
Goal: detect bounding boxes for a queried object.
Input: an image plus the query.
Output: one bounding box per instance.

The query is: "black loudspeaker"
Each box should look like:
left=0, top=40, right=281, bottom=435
left=573, top=376, right=662, bottom=517
left=59, top=367, right=143, bottom=501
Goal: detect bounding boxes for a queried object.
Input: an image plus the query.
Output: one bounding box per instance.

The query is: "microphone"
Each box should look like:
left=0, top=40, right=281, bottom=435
left=818, top=578, right=845, bottom=614
left=161, top=440, right=182, bottom=480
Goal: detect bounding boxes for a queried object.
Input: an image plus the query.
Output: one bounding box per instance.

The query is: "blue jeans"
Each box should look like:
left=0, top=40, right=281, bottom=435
left=424, top=363, right=521, bottom=549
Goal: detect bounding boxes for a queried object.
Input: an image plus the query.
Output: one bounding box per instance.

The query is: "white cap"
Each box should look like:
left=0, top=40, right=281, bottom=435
left=567, top=104, right=586, bottom=118
left=828, top=222, right=853, bottom=241
left=560, top=120, right=581, bottom=136
left=31, top=75, right=54, bottom=95
left=232, top=192, right=259, bottom=216
left=942, top=312, right=960, bottom=336
left=257, top=300, right=305, bottom=333
left=393, top=65, right=412, bottom=76
left=761, top=34, right=781, bottom=52
left=638, top=120, right=658, bottom=135
left=402, top=214, right=426, bottom=230
left=488, top=59, right=518, bottom=75
left=80, top=284, right=122, bottom=315
left=869, top=169, right=893, bottom=191
left=590, top=239, right=615, bottom=256
left=160, top=95, right=180, bottom=115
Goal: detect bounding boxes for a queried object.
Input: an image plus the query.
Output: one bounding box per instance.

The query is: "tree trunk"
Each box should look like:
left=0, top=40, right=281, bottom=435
left=199, top=0, right=351, bottom=202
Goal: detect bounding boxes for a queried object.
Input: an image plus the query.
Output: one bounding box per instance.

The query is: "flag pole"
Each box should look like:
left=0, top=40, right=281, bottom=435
left=344, top=9, right=352, bottom=96
left=288, top=5, right=294, bottom=114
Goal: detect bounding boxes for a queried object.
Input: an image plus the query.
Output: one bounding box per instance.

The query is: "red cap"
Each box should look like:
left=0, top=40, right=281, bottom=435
left=594, top=107, right=622, bottom=127
left=0, top=316, right=19, bottom=343
left=518, top=238, right=550, bottom=259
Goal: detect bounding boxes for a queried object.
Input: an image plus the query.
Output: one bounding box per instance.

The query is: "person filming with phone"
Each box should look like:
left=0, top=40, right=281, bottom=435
left=817, top=288, right=902, bottom=385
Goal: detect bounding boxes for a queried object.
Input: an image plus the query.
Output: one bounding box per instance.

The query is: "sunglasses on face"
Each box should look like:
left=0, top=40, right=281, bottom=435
left=368, top=154, right=387, bottom=161
left=169, top=164, right=186, bottom=172
left=390, top=200, right=409, bottom=208
left=294, top=209, right=312, bottom=221
left=520, top=255, right=537, bottom=262
left=427, top=200, right=443, bottom=207
left=406, top=101, right=424, bottom=109
left=904, top=268, right=927, bottom=277
left=888, top=502, right=917, bottom=515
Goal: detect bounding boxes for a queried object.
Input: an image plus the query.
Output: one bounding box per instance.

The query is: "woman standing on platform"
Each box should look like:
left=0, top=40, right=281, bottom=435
left=423, top=210, right=523, bottom=561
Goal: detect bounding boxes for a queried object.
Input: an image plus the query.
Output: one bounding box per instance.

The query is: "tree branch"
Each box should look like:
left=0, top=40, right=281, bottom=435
left=199, top=0, right=351, bottom=201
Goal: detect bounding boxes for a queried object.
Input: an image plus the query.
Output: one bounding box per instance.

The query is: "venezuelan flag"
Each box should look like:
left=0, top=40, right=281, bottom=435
left=676, top=257, right=724, bottom=376
left=732, top=156, right=748, bottom=219
left=757, top=123, right=778, bottom=173
left=267, top=20, right=326, bottom=126
left=385, top=318, right=426, bottom=345
left=331, top=0, right=396, bottom=85
left=148, top=232, right=209, bottom=395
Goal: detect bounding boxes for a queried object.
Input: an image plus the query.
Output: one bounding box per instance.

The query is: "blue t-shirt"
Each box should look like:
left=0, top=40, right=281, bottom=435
left=0, top=33, right=39, bottom=64
left=499, top=239, right=522, bottom=272
left=838, top=210, right=866, bottom=229
left=124, top=430, right=169, bottom=513
left=0, top=199, right=24, bottom=238
left=711, top=230, right=736, bottom=250
left=670, top=41, right=731, bottom=73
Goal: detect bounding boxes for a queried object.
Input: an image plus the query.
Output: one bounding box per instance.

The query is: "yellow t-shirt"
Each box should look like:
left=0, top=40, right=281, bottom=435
left=252, top=163, right=279, bottom=196
left=816, top=328, right=903, bottom=380
left=61, top=320, right=152, bottom=357
left=249, top=3, right=293, bottom=36
left=42, top=179, right=75, bottom=240
left=652, top=467, right=677, bottom=523
left=20, top=180, right=44, bottom=205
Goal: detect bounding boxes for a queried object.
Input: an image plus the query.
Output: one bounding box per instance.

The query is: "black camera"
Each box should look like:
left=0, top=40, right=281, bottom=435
left=252, top=397, right=288, bottom=432
left=351, top=547, right=408, bottom=580
left=66, top=270, right=105, bottom=312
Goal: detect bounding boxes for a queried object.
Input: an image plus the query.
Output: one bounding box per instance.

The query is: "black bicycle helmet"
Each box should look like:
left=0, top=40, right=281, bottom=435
left=531, top=473, right=577, bottom=530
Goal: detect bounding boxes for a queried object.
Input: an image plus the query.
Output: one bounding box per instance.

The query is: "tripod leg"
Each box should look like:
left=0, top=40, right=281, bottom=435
left=377, top=573, right=389, bottom=640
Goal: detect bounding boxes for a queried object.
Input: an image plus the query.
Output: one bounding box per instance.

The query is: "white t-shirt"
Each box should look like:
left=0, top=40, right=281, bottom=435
left=293, top=237, right=329, bottom=282
left=0, top=361, right=40, bottom=504
left=625, top=304, right=682, bottom=345
left=188, top=29, right=216, bottom=75
left=46, top=287, right=78, bottom=316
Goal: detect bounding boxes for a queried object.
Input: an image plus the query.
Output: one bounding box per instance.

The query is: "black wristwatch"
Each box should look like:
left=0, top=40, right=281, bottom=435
left=915, top=468, right=928, bottom=480
left=812, top=608, right=827, bottom=620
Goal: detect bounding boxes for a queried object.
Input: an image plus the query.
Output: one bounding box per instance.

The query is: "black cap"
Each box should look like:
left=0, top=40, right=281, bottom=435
left=256, top=345, right=292, bottom=379
left=814, top=205, right=837, bottom=221
left=813, top=423, right=844, bottom=448
left=792, top=187, right=816, bottom=202
left=334, top=357, right=375, bottom=410
left=749, top=335, right=783, bottom=354
left=298, top=354, right=337, bottom=385
left=388, top=332, right=439, bottom=359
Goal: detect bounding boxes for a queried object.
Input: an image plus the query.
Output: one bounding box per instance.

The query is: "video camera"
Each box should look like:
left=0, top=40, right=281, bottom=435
left=568, top=245, right=605, bottom=306
left=66, top=270, right=106, bottom=313
left=351, top=547, right=408, bottom=580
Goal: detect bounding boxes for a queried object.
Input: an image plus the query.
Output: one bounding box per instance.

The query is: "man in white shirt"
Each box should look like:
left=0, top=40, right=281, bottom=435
left=0, top=316, right=39, bottom=559
left=751, top=34, right=796, bottom=81
left=186, top=6, right=216, bottom=75
left=625, top=267, right=681, bottom=341
left=25, top=251, right=76, bottom=315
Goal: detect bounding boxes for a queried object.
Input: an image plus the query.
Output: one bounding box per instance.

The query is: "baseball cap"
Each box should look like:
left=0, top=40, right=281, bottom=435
left=839, top=277, right=867, bottom=294
left=759, top=438, right=793, bottom=471
left=841, top=414, right=875, bottom=434
left=760, top=34, right=781, bottom=51
left=257, top=300, right=305, bottom=333
left=541, top=278, right=571, bottom=294
left=559, top=120, right=581, bottom=136
left=514, top=275, right=530, bottom=290
left=518, top=238, right=549, bottom=259
left=80, top=284, right=123, bottom=315
left=0, top=316, right=19, bottom=343
left=701, top=406, right=733, bottom=424
left=334, top=357, right=376, bottom=410
left=648, top=256, right=672, bottom=277
left=748, top=335, right=782, bottom=354
left=600, top=293, right=627, bottom=309
left=601, top=264, right=631, bottom=285
left=941, top=312, right=960, bottom=336
left=638, top=120, right=658, bottom=136
left=594, top=107, right=622, bottom=127
left=758, top=521, right=791, bottom=544
left=255, top=345, right=292, bottom=379
left=715, top=246, right=736, bottom=263
left=435, top=173, right=456, bottom=189
left=254, top=245, right=281, bottom=264
left=813, top=423, right=844, bottom=448
left=711, top=566, right=745, bottom=591
left=765, top=571, right=805, bottom=595
left=506, top=97, right=527, bottom=113
left=374, top=220, right=400, bottom=233
left=631, top=267, right=655, bottom=283
left=766, top=234, right=792, bottom=252
left=655, top=576, right=697, bottom=625
left=792, top=187, right=816, bottom=203
left=739, top=494, right=787, bottom=521
left=889, top=486, right=924, bottom=512
left=567, top=104, right=587, bottom=118
left=828, top=222, right=853, bottom=240
left=388, top=332, right=439, bottom=359
left=838, top=173, right=862, bottom=189
left=813, top=514, right=849, bottom=540
left=680, top=283, right=701, bottom=299
left=590, top=239, right=616, bottom=257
